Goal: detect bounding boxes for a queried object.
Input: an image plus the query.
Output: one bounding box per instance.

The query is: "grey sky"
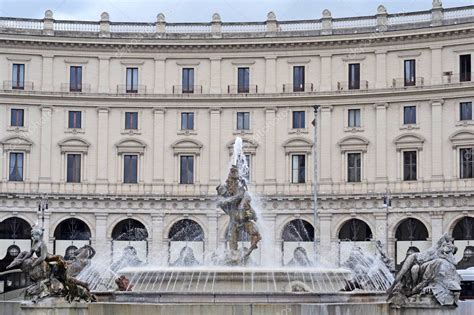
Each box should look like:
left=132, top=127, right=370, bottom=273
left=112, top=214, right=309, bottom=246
left=0, top=0, right=472, bottom=22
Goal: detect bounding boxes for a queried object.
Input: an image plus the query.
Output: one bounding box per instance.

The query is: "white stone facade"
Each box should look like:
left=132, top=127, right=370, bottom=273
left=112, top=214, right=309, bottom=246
left=0, top=3, right=473, bottom=266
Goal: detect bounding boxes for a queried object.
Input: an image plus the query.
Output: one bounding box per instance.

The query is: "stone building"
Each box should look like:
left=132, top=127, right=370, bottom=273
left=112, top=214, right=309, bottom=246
left=0, top=2, right=473, bottom=268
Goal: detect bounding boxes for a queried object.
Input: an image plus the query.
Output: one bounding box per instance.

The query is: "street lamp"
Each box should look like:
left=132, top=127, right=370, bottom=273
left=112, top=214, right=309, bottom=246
left=311, top=105, right=320, bottom=259
left=37, top=195, right=49, bottom=231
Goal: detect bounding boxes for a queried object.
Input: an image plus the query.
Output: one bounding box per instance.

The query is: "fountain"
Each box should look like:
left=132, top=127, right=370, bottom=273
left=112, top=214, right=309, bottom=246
left=2, top=138, right=467, bottom=314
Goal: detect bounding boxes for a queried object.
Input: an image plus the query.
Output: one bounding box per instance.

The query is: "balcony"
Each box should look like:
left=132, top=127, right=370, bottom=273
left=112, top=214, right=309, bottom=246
left=282, top=83, right=314, bottom=93
left=337, top=80, right=369, bottom=91
left=60, top=83, right=91, bottom=93
left=443, top=72, right=472, bottom=84
left=172, top=85, right=203, bottom=94
left=116, top=84, right=147, bottom=94
left=3, top=80, right=34, bottom=91
left=391, top=77, right=424, bottom=88
left=227, top=85, right=258, bottom=94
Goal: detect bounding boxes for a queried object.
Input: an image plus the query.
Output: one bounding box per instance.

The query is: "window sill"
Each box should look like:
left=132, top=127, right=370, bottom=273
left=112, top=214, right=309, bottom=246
left=456, top=120, right=474, bottom=127
left=177, top=129, right=197, bottom=135
left=65, top=128, right=85, bottom=134
left=7, top=126, right=27, bottom=132
left=344, top=127, right=364, bottom=133
left=121, top=129, right=141, bottom=135
left=233, top=129, right=252, bottom=135
left=289, top=128, right=308, bottom=135
left=400, top=124, right=419, bottom=130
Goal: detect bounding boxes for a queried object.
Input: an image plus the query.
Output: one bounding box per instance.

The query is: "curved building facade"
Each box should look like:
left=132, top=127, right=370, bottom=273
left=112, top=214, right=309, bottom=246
left=0, top=2, right=473, bottom=267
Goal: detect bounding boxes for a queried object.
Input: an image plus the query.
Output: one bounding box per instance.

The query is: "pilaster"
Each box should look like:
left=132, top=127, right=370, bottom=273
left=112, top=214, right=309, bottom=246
left=265, top=56, right=277, bottom=93
left=264, top=107, right=277, bottom=185
left=431, top=99, right=444, bottom=180
left=209, top=108, right=222, bottom=185
left=375, top=102, right=389, bottom=182
left=210, top=57, right=221, bottom=94
left=98, top=57, right=110, bottom=93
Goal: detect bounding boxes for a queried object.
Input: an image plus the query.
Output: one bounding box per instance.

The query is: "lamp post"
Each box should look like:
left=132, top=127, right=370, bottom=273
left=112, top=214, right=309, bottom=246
left=312, top=105, right=320, bottom=259
left=37, top=195, right=49, bottom=231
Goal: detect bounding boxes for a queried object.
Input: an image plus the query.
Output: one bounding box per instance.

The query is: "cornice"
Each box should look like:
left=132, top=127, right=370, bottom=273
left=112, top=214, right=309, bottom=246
left=0, top=23, right=472, bottom=53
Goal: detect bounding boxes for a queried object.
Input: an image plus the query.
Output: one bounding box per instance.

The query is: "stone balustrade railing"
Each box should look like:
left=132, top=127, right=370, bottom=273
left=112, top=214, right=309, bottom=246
left=0, top=3, right=473, bottom=38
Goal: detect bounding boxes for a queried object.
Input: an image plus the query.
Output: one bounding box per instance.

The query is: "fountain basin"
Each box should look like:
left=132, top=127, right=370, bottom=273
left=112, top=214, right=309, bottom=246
left=115, top=266, right=352, bottom=294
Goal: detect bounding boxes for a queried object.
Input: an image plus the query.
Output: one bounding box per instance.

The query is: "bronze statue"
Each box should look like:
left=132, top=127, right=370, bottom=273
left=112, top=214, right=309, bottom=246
left=216, top=164, right=261, bottom=265
left=388, top=233, right=462, bottom=307
left=6, top=226, right=96, bottom=303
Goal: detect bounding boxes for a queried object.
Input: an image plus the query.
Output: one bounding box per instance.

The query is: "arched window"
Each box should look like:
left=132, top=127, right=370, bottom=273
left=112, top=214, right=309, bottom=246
left=282, top=219, right=314, bottom=242
left=54, top=218, right=91, bottom=240
left=338, top=219, right=372, bottom=241
left=0, top=217, right=31, bottom=239
left=112, top=219, right=148, bottom=241
left=395, top=218, right=429, bottom=241
left=453, top=217, right=474, bottom=240
left=168, top=219, right=204, bottom=241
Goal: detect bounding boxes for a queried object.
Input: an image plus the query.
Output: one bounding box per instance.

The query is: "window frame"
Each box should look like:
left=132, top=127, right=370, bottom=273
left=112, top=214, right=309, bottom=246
left=126, top=67, right=139, bottom=93
left=179, top=155, right=195, bottom=184
left=291, top=154, right=306, bottom=184
left=10, top=108, right=24, bottom=127
left=292, top=111, right=305, bottom=129
left=403, top=105, right=417, bottom=125
left=125, top=112, right=138, bottom=130
left=347, top=152, right=362, bottom=183
left=460, top=54, right=471, bottom=82
left=182, top=68, right=195, bottom=93
left=348, top=108, right=361, bottom=128
left=348, top=63, right=361, bottom=90
left=181, top=112, right=195, bottom=130
left=404, top=59, right=416, bottom=86
left=460, top=102, right=473, bottom=121
left=123, top=154, right=139, bottom=184
left=460, top=147, right=474, bottom=179
left=12, top=63, right=25, bottom=90
left=402, top=150, right=417, bottom=181
left=68, top=111, right=82, bottom=129
left=66, top=153, right=82, bottom=183
left=293, top=66, right=305, bottom=92
left=8, top=152, right=24, bottom=182
left=69, top=66, right=83, bottom=92
left=236, top=112, right=250, bottom=130
left=237, top=67, right=250, bottom=93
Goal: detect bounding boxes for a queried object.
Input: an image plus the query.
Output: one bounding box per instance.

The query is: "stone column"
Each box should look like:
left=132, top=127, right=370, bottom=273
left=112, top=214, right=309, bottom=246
left=264, top=107, right=277, bottom=185
left=318, top=213, right=333, bottom=260
left=94, top=214, right=108, bottom=255
left=207, top=213, right=218, bottom=251
left=153, top=108, right=166, bottom=184
left=265, top=56, right=277, bottom=93
left=96, top=108, right=109, bottom=191
left=431, top=212, right=444, bottom=245
left=319, top=106, right=333, bottom=183
left=375, top=50, right=387, bottom=89
left=375, top=103, right=388, bottom=182
left=150, top=214, right=164, bottom=257
left=431, top=100, right=444, bottom=181
left=154, top=57, right=166, bottom=94
left=431, top=46, right=443, bottom=85
left=262, top=214, right=277, bottom=262
left=320, top=54, right=332, bottom=91
left=209, top=108, right=222, bottom=185
left=41, top=54, right=54, bottom=91
left=210, top=57, right=221, bottom=94
left=39, top=106, right=52, bottom=185
left=43, top=213, right=53, bottom=251
left=98, top=57, right=110, bottom=93
left=375, top=212, right=388, bottom=251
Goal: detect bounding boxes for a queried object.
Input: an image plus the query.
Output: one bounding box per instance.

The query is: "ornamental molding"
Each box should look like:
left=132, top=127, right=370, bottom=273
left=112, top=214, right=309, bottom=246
left=449, top=129, right=474, bottom=148
left=393, top=133, right=425, bottom=151
left=338, top=135, right=369, bottom=152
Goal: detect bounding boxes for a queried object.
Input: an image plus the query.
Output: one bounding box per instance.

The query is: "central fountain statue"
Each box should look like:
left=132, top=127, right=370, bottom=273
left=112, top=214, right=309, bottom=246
left=214, top=137, right=261, bottom=265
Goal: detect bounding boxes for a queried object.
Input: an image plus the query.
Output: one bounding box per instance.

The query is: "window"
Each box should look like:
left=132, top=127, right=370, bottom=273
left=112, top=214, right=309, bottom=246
left=292, top=155, right=305, bottom=183
left=11, top=109, right=24, bottom=127
left=348, top=109, right=361, bottom=127
left=244, top=154, right=251, bottom=182
left=70, top=66, right=82, bottom=92
left=68, top=111, right=82, bottom=129
left=293, top=66, right=305, bottom=92
left=181, top=112, right=194, bottom=130
left=180, top=155, right=194, bottom=184
left=9, top=153, right=23, bottom=181
left=126, top=67, right=138, bottom=93
left=124, top=155, right=138, bottom=183
left=237, top=112, right=250, bottom=130
left=460, top=54, right=471, bottom=82
left=347, top=153, right=361, bottom=182
left=292, top=111, right=305, bottom=129
left=237, top=67, right=250, bottom=93
left=125, top=112, right=138, bottom=130
left=403, top=151, right=417, bottom=181
left=460, top=102, right=472, bottom=121
left=182, top=68, right=194, bottom=93
left=404, top=59, right=416, bottom=86
left=460, top=148, right=473, bottom=179
left=66, top=154, right=81, bottom=183
left=12, top=64, right=25, bottom=89
left=403, top=106, right=416, bottom=125
left=348, top=63, right=360, bottom=90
